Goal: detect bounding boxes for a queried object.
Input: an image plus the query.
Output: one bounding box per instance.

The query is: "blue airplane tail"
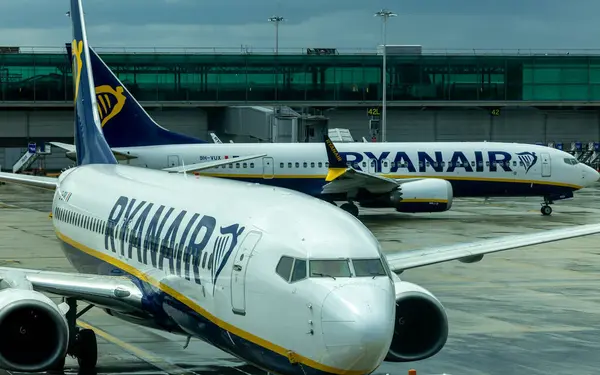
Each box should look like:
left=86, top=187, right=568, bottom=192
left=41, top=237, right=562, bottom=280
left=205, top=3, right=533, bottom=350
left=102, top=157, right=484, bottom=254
left=66, top=45, right=208, bottom=148
left=69, top=0, right=117, bottom=166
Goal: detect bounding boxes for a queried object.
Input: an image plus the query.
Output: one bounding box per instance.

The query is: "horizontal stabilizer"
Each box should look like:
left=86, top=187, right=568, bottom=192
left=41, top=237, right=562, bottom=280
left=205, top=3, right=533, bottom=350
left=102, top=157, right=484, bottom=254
left=163, top=154, right=267, bottom=173
left=51, top=142, right=137, bottom=161
left=0, top=171, right=57, bottom=190
left=386, top=222, right=600, bottom=273
left=49, top=142, right=75, bottom=152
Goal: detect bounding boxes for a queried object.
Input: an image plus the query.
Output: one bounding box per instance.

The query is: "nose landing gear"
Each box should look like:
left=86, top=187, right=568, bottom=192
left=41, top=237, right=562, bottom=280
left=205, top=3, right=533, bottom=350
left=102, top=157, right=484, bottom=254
left=541, top=197, right=554, bottom=216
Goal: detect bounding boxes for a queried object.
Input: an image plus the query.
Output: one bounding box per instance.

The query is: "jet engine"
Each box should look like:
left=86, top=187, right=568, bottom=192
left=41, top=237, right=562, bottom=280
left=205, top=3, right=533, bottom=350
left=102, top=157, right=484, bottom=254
left=0, top=288, right=69, bottom=372
left=385, top=281, right=449, bottom=362
left=360, top=179, right=454, bottom=213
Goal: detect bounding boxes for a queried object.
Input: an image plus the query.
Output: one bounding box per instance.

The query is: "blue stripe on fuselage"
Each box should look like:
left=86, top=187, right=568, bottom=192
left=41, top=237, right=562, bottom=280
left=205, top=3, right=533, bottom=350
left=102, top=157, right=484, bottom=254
left=57, top=237, right=342, bottom=375
left=201, top=176, right=579, bottom=200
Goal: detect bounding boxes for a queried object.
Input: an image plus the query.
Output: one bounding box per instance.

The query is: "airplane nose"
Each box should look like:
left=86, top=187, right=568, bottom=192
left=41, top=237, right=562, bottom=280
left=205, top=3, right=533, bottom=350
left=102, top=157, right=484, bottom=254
left=320, top=282, right=395, bottom=373
left=582, top=165, right=600, bottom=186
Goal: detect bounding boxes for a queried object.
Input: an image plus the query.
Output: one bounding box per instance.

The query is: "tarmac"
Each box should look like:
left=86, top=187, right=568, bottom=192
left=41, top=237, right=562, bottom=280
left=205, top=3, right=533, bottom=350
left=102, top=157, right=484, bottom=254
left=1, top=183, right=600, bottom=375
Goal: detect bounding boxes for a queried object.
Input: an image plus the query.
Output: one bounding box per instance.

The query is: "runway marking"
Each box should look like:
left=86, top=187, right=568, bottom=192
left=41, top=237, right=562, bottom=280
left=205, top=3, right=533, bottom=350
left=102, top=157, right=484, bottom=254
left=77, top=320, right=195, bottom=375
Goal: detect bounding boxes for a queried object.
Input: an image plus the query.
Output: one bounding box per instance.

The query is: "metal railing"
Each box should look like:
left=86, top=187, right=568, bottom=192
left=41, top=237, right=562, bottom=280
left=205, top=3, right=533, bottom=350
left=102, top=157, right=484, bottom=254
left=5, top=46, right=600, bottom=56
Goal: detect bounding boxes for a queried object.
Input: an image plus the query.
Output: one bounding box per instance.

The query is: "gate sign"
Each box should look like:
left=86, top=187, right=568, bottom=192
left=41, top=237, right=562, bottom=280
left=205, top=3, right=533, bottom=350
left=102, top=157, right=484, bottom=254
left=28, top=142, right=36, bottom=154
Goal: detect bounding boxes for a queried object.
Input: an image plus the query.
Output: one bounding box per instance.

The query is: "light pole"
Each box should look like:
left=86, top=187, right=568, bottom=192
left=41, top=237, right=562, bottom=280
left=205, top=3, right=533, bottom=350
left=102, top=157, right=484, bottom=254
left=374, top=9, right=396, bottom=142
left=268, top=16, right=284, bottom=54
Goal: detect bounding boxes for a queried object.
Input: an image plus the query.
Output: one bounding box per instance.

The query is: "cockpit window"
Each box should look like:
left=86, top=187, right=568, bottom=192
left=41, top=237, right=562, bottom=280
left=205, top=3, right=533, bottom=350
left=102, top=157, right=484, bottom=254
left=276, top=256, right=294, bottom=281
left=563, top=158, right=578, bottom=165
left=291, top=259, right=307, bottom=282
left=309, top=260, right=351, bottom=278
left=352, top=258, right=387, bottom=277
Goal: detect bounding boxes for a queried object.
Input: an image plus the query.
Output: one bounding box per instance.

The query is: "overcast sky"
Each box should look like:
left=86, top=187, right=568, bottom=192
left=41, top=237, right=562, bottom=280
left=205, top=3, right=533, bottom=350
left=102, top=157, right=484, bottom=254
left=0, top=0, right=597, bottom=53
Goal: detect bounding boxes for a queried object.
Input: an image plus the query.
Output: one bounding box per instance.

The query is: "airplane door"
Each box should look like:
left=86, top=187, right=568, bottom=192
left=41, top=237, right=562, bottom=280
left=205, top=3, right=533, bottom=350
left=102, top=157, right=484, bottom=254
left=367, top=158, right=377, bottom=174
left=541, top=152, right=551, bottom=177
left=381, top=159, right=391, bottom=174
left=231, top=231, right=262, bottom=316
left=262, top=157, right=274, bottom=179
left=167, top=155, right=180, bottom=167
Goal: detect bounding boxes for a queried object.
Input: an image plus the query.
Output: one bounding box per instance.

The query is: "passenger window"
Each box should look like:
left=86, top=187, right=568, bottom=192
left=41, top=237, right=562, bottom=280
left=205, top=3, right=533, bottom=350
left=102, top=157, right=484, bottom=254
left=250, top=163, right=254, bottom=168
left=352, top=258, right=387, bottom=277
left=310, top=162, right=315, bottom=168
left=280, top=163, right=284, bottom=168
left=295, top=162, right=299, bottom=168
left=291, top=259, right=307, bottom=282
left=309, top=259, right=351, bottom=278
left=303, top=162, right=307, bottom=168
left=242, top=163, right=247, bottom=168
left=383, top=161, right=388, bottom=167
left=288, top=162, right=292, bottom=168
left=325, top=162, right=329, bottom=167
left=276, top=256, right=294, bottom=282
left=318, top=162, right=322, bottom=168
left=362, top=162, right=366, bottom=167
left=235, top=163, right=240, bottom=168
left=485, top=161, right=490, bottom=166
left=229, top=164, right=233, bottom=168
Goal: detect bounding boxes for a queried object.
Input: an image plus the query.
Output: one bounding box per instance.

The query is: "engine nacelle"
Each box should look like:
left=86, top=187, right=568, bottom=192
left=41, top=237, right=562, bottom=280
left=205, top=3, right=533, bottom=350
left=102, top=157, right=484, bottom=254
left=0, top=289, right=69, bottom=372
left=385, top=281, right=449, bottom=362
left=393, top=179, right=453, bottom=213
left=359, top=179, right=453, bottom=213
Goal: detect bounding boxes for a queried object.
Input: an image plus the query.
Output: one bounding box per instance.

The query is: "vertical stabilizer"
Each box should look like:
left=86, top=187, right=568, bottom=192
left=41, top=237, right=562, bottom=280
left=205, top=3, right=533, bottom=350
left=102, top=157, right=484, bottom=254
left=69, top=0, right=117, bottom=165
left=66, top=43, right=208, bottom=148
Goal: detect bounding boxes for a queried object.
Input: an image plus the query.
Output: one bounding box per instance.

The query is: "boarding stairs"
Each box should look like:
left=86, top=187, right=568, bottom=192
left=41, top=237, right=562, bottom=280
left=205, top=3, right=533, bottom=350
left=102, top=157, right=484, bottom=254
left=328, top=128, right=355, bottom=143
left=12, top=142, right=51, bottom=174
left=578, top=142, right=594, bottom=164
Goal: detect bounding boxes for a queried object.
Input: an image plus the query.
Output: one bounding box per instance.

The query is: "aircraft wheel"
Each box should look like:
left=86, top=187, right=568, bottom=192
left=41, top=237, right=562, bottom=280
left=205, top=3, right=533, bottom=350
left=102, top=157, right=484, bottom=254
left=76, top=329, right=98, bottom=370
left=340, top=203, right=359, bottom=217
left=541, top=205, right=553, bottom=216
left=49, top=356, right=66, bottom=372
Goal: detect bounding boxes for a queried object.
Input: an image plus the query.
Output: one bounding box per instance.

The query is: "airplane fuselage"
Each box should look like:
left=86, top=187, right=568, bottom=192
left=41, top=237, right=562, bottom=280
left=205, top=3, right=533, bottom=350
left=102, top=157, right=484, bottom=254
left=51, top=164, right=395, bottom=375
left=113, top=142, right=595, bottom=201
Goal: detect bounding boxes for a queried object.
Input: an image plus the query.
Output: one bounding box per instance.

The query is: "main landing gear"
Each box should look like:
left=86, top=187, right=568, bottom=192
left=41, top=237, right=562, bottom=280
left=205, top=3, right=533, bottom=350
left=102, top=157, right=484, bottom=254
left=541, top=197, right=554, bottom=216
left=340, top=202, right=359, bottom=217
left=51, top=298, right=98, bottom=371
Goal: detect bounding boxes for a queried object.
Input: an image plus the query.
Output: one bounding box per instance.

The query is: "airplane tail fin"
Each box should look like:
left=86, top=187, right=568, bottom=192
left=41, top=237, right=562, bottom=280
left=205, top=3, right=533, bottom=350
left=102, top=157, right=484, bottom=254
left=65, top=45, right=208, bottom=148
left=69, top=0, right=117, bottom=166
left=324, top=135, right=347, bottom=181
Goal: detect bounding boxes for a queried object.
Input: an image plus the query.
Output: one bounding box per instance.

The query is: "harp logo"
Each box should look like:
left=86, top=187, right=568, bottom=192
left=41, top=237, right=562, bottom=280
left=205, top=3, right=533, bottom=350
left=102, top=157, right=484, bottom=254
left=95, top=85, right=127, bottom=127
left=517, top=152, right=538, bottom=174
left=71, top=39, right=83, bottom=101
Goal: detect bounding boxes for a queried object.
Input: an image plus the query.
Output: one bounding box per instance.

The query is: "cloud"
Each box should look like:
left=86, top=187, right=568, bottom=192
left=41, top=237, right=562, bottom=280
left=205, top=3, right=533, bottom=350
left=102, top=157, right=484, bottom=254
left=0, top=0, right=598, bottom=50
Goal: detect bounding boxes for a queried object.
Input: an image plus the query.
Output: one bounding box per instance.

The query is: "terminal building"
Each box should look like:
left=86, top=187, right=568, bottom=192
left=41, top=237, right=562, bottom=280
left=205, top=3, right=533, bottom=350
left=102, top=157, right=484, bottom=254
left=0, top=45, right=600, bottom=170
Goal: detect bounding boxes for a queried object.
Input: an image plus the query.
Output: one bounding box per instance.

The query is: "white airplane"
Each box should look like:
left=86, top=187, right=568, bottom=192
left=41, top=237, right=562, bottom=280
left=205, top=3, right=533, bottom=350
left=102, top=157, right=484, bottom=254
left=52, top=44, right=600, bottom=218
left=0, top=1, right=599, bottom=374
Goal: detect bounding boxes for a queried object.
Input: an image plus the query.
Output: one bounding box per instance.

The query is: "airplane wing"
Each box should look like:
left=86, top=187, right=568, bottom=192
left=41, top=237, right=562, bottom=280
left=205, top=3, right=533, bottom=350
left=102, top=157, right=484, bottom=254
left=0, top=222, right=596, bottom=315
left=0, top=171, right=57, bottom=190
left=50, top=142, right=137, bottom=161
left=385, top=222, right=600, bottom=273
left=322, top=135, right=420, bottom=195
left=163, top=153, right=267, bottom=173
left=209, top=132, right=223, bottom=144
left=0, top=267, right=145, bottom=315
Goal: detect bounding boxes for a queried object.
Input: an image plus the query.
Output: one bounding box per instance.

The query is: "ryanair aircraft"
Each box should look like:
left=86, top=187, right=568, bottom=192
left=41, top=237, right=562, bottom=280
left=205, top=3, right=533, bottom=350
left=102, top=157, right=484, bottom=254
left=0, top=1, right=600, bottom=373
left=52, top=42, right=600, bottom=217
